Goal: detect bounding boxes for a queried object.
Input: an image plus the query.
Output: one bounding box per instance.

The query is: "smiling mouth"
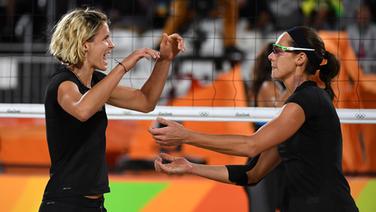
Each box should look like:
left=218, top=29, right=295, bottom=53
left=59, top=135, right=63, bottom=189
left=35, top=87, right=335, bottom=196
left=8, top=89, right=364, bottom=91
left=103, top=52, right=111, bottom=60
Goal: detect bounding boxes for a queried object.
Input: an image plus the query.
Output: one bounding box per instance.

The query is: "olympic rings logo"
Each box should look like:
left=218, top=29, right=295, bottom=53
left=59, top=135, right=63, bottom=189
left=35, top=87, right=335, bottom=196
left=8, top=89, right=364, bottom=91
left=199, top=111, right=209, bottom=117
left=355, top=113, right=366, bottom=119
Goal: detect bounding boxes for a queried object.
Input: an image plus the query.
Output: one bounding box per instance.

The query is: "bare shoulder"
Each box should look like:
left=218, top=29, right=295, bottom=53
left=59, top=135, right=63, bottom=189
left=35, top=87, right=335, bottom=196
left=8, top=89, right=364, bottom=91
left=266, top=103, right=305, bottom=136
left=277, top=103, right=305, bottom=125
left=57, top=80, right=82, bottom=103
left=58, top=80, right=79, bottom=94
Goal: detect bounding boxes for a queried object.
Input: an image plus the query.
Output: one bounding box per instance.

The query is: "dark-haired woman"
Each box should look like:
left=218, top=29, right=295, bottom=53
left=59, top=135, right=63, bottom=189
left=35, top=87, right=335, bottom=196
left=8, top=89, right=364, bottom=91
left=149, top=26, right=358, bottom=212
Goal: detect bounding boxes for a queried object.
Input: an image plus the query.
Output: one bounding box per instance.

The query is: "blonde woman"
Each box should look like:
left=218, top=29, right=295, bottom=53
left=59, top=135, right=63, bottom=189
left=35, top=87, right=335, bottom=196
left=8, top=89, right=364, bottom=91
left=40, top=8, right=184, bottom=211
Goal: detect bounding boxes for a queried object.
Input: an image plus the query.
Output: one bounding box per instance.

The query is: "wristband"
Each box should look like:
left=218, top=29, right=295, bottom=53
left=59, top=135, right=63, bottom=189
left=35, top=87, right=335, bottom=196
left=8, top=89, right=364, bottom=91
left=114, top=59, right=128, bottom=73
left=226, top=154, right=260, bottom=186
left=226, top=165, right=249, bottom=185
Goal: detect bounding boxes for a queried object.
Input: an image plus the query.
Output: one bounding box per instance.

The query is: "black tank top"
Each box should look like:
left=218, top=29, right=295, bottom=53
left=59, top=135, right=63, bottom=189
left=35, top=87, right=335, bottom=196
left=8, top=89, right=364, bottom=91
left=278, top=81, right=358, bottom=212
left=43, top=65, right=110, bottom=198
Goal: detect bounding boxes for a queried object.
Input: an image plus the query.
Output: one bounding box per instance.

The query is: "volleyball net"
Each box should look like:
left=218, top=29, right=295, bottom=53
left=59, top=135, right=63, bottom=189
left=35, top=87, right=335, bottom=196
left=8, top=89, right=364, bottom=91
left=1, top=1, right=376, bottom=173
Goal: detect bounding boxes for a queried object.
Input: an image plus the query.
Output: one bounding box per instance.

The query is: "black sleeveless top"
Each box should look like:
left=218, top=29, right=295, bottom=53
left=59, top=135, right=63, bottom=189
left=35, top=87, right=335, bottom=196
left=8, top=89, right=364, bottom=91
left=43, top=65, right=110, bottom=199
left=278, top=81, right=358, bottom=212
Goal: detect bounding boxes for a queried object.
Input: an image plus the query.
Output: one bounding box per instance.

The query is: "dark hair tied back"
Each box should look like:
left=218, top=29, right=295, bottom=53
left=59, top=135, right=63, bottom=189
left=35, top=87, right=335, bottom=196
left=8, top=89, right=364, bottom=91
left=319, top=51, right=340, bottom=100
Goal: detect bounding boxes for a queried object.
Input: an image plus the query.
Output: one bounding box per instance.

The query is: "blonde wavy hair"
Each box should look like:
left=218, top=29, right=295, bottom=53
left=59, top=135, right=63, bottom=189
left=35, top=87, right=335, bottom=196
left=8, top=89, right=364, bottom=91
left=49, top=8, right=108, bottom=66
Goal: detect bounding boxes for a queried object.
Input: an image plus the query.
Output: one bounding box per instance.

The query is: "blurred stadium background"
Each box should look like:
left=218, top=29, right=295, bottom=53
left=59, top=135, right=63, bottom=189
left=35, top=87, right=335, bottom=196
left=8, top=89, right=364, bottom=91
left=1, top=0, right=376, bottom=211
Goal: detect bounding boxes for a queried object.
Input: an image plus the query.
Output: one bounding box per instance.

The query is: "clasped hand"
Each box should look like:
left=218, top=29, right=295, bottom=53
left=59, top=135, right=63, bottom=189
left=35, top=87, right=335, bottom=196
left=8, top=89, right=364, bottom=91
left=148, top=117, right=189, bottom=146
left=122, top=33, right=185, bottom=71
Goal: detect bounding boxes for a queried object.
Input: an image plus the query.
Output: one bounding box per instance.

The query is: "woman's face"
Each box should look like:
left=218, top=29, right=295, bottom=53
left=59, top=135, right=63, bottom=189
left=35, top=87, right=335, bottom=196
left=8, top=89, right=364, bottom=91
left=268, top=32, right=298, bottom=81
left=84, top=22, right=115, bottom=71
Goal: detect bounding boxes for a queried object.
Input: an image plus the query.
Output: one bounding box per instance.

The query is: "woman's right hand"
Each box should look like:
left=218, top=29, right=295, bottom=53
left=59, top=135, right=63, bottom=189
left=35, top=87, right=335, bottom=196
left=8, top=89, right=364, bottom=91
left=149, top=117, right=191, bottom=146
left=154, top=153, right=193, bottom=175
left=121, top=48, right=160, bottom=72
left=159, top=33, right=185, bottom=61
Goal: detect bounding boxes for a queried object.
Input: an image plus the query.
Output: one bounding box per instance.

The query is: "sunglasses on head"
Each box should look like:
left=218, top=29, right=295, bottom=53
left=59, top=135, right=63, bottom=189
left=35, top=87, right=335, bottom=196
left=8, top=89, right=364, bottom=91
left=272, top=44, right=315, bottom=54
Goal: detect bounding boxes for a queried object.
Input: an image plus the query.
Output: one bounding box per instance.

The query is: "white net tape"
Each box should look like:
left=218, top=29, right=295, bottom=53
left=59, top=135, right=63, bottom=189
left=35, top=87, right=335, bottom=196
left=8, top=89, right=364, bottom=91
left=1, top=103, right=376, bottom=124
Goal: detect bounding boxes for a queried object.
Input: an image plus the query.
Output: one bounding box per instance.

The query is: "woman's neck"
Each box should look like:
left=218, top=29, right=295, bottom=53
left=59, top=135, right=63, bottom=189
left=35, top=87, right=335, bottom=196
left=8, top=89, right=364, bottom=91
left=282, top=73, right=311, bottom=95
left=72, top=64, right=94, bottom=88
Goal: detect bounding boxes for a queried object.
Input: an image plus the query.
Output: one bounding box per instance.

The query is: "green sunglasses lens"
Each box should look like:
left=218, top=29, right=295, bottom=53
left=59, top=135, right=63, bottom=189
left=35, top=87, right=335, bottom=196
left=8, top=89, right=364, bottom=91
left=272, top=44, right=284, bottom=54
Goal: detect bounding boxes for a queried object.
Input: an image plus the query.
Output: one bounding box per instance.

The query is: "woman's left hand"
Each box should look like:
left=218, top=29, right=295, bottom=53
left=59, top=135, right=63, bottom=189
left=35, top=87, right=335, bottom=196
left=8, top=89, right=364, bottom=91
left=159, top=33, right=185, bottom=61
left=154, top=153, right=193, bottom=175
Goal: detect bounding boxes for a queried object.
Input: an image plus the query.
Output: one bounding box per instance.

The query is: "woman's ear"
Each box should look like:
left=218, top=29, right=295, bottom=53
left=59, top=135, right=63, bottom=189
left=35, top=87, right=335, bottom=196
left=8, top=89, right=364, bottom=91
left=295, top=52, right=307, bottom=67
left=83, top=42, right=89, bottom=53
